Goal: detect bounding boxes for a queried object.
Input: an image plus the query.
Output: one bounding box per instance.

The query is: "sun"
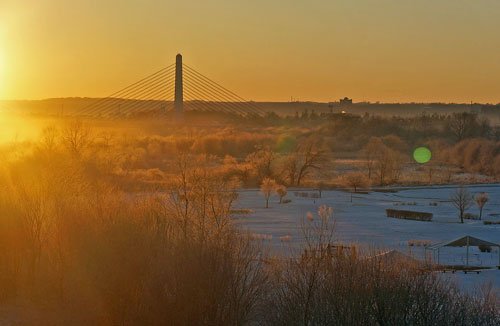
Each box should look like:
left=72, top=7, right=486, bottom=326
left=0, top=50, right=4, bottom=96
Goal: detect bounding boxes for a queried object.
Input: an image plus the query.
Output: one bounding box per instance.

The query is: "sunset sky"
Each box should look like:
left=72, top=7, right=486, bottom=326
left=1, top=0, right=499, bottom=103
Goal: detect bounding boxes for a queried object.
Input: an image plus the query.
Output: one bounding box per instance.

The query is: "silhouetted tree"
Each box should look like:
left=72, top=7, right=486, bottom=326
left=451, top=186, right=473, bottom=223
left=283, top=137, right=326, bottom=186
left=448, top=112, right=478, bottom=141
left=61, top=120, right=93, bottom=157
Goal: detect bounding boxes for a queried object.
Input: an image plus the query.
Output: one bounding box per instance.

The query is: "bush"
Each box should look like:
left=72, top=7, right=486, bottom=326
left=264, top=247, right=499, bottom=325
left=408, top=239, right=432, bottom=247
left=0, top=152, right=268, bottom=325
left=464, top=213, right=480, bottom=220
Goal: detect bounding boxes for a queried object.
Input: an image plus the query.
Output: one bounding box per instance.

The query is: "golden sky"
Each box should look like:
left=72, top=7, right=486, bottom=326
left=1, top=0, right=500, bottom=103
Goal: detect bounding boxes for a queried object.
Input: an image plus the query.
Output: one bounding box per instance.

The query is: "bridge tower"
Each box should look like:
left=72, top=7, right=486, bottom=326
left=174, top=53, right=184, bottom=119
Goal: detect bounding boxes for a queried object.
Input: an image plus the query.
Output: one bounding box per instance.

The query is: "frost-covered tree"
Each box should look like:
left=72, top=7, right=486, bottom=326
left=245, top=146, right=277, bottom=183
left=474, top=192, right=489, bottom=220
left=361, top=137, right=404, bottom=185
left=260, top=177, right=277, bottom=208
left=276, top=185, right=287, bottom=204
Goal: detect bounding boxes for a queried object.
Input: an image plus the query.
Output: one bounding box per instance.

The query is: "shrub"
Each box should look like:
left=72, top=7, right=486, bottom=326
left=276, top=184, right=288, bottom=204
left=464, top=213, right=480, bottom=220
left=484, top=221, right=500, bottom=225
left=408, top=239, right=432, bottom=247
left=264, top=243, right=499, bottom=325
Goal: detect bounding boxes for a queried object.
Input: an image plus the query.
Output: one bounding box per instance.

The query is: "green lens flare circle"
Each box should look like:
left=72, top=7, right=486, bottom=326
left=413, top=147, right=432, bottom=164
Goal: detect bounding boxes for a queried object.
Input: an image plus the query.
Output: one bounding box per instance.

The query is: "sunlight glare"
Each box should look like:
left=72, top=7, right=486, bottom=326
left=0, top=48, right=5, bottom=98
left=0, top=50, right=3, bottom=91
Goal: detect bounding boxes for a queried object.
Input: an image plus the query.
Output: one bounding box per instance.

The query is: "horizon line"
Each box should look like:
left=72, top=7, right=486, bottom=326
left=1, top=97, right=500, bottom=106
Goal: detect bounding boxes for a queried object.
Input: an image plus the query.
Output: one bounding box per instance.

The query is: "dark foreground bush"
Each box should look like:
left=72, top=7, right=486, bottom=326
left=262, top=250, right=499, bottom=326
left=0, top=153, right=269, bottom=325
left=260, top=210, right=499, bottom=326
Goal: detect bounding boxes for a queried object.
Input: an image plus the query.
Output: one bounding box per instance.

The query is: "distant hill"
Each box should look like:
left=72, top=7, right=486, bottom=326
left=1, top=98, right=499, bottom=120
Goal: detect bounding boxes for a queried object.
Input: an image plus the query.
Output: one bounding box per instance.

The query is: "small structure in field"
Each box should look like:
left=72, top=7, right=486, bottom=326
left=426, top=235, right=500, bottom=268
left=386, top=209, right=433, bottom=221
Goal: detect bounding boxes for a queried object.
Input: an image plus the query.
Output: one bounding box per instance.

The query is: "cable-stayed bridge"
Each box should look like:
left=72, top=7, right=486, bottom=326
left=76, top=54, right=264, bottom=119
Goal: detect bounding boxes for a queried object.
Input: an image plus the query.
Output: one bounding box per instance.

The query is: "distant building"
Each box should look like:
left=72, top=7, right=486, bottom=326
left=340, top=97, right=353, bottom=105
left=328, top=97, right=353, bottom=108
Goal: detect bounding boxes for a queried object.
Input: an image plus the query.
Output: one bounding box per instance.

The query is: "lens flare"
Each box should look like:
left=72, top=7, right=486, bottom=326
left=413, top=147, right=432, bottom=164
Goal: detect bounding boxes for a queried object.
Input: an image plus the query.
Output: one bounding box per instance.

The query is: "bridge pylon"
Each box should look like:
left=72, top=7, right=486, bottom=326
left=174, top=53, right=184, bottom=120
left=75, top=52, right=265, bottom=119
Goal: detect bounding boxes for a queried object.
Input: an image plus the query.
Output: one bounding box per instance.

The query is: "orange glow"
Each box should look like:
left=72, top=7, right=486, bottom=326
left=1, top=1, right=500, bottom=103
left=0, top=113, right=43, bottom=143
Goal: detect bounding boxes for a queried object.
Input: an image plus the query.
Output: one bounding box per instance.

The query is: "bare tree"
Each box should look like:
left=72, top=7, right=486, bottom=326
left=167, top=153, right=241, bottom=240
left=371, top=142, right=397, bottom=185
left=61, top=120, right=93, bottom=157
left=361, top=137, right=383, bottom=180
left=451, top=186, right=473, bottom=223
left=342, top=172, right=370, bottom=202
left=260, top=177, right=277, bottom=208
left=282, top=153, right=299, bottom=186
left=246, top=146, right=277, bottom=183
left=361, top=137, right=404, bottom=185
left=316, top=181, right=326, bottom=198
left=283, top=138, right=326, bottom=186
left=474, top=192, right=489, bottom=220
left=39, top=125, right=60, bottom=153
left=14, top=180, right=52, bottom=278
left=297, top=138, right=326, bottom=186
left=448, top=112, right=478, bottom=142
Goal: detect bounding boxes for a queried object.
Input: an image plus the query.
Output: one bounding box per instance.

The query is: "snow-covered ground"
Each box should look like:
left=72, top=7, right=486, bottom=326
left=233, top=184, right=500, bottom=293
